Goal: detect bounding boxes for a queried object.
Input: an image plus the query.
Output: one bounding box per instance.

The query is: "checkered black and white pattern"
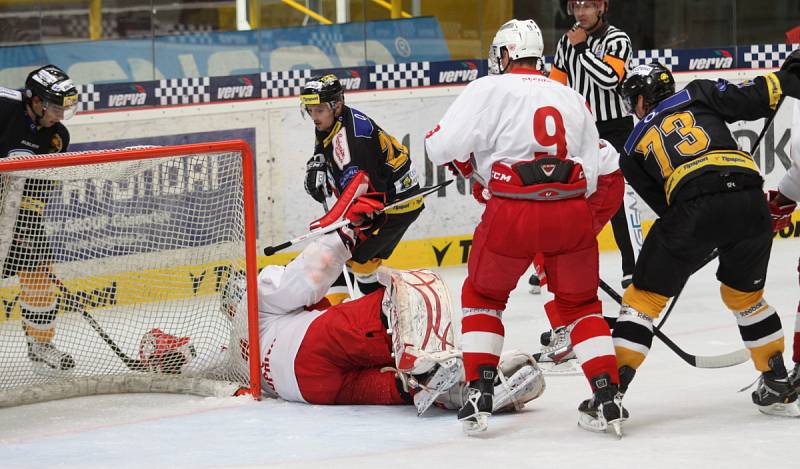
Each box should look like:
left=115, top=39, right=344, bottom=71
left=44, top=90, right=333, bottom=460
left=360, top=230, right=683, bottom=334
left=370, top=62, right=430, bottom=90
left=260, top=70, right=312, bottom=98
left=78, top=84, right=101, bottom=113
left=631, top=49, right=679, bottom=70
left=64, top=15, right=120, bottom=39
left=155, top=78, right=211, bottom=106
left=743, top=43, right=799, bottom=69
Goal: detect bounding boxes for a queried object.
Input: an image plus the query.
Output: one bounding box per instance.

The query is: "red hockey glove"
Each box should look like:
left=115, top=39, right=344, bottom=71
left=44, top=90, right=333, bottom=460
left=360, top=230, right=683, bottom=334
left=336, top=193, right=387, bottom=250
left=310, top=171, right=371, bottom=231
left=472, top=180, right=491, bottom=205
left=767, top=190, right=796, bottom=233
left=445, top=159, right=474, bottom=179
left=138, top=328, right=196, bottom=374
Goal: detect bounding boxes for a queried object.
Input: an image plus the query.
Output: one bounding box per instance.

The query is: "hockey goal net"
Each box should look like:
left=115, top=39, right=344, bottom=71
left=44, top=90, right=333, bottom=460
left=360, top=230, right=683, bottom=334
left=0, top=141, right=261, bottom=407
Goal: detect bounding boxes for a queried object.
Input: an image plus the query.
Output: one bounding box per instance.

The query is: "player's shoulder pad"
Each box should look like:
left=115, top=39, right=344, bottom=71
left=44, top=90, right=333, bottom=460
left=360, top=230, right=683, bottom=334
left=348, top=107, right=374, bottom=138
left=51, top=123, right=71, bottom=153
left=0, top=86, right=23, bottom=103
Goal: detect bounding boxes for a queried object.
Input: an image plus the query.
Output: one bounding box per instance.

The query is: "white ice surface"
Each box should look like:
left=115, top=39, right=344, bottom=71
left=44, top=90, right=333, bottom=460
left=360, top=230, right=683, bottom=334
left=2, top=241, right=800, bottom=469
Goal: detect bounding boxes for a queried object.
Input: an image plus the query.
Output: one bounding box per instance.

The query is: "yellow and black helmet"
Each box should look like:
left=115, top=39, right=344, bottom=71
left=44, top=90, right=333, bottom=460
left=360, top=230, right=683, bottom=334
left=25, top=64, right=79, bottom=119
left=300, top=74, right=344, bottom=107
left=620, top=62, right=675, bottom=114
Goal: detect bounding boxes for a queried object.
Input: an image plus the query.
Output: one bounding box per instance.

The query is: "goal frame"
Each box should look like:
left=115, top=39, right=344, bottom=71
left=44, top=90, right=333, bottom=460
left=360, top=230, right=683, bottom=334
left=0, top=140, right=262, bottom=401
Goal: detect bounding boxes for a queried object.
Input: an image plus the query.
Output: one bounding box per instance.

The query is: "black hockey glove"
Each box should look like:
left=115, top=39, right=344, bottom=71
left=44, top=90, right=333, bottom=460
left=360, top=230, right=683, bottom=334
left=304, top=154, right=330, bottom=203
left=780, top=49, right=800, bottom=79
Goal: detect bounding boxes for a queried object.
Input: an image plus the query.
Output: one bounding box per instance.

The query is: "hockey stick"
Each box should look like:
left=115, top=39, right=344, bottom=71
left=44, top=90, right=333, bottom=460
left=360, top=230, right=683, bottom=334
left=264, top=179, right=453, bottom=256
left=322, top=198, right=356, bottom=299
left=598, top=278, right=749, bottom=368
left=50, top=274, right=147, bottom=372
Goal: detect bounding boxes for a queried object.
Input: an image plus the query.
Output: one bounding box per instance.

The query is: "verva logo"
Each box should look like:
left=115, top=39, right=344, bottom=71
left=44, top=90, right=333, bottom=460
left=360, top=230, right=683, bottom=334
left=339, top=77, right=362, bottom=89
left=438, top=69, right=479, bottom=83
left=688, top=56, right=734, bottom=70
left=108, top=92, right=146, bottom=106
left=217, top=85, right=254, bottom=99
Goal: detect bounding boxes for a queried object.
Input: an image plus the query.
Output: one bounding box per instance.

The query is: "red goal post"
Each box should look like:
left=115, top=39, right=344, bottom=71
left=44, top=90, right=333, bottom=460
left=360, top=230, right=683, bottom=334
left=0, top=140, right=261, bottom=406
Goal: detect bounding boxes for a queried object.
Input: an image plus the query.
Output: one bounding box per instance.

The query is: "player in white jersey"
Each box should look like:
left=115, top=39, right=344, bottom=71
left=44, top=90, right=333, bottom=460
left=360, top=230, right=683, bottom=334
left=767, top=65, right=800, bottom=390
left=425, top=19, right=623, bottom=436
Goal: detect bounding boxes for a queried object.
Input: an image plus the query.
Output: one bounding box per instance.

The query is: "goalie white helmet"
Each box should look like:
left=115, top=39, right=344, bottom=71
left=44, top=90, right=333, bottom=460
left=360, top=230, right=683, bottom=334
left=488, top=19, right=544, bottom=75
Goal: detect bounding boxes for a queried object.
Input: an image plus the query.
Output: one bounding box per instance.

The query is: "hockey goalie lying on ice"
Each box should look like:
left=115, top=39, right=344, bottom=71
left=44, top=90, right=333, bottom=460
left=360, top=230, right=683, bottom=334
left=141, top=197, right=544, bottom=415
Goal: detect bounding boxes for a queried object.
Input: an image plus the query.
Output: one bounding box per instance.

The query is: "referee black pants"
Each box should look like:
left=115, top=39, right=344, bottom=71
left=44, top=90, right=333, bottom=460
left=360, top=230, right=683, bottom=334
left=597, top=116, right=635, bottom=277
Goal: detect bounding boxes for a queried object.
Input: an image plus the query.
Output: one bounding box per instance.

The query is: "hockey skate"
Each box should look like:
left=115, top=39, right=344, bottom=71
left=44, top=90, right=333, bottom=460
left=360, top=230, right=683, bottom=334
left=790, top=362, right=800, bottom=390
left=528, top=273, right=542, bottom=294
left=458, top=365, right=495, bottom=435
left=578, top=373, right=627, bottom=438
left=411, top=357, right=464, bottom=416
left=750, top=353, right=800, bottom=418
left=533, top=326, right=579, bottom=374
left=27, top=335, right=75, bottom=374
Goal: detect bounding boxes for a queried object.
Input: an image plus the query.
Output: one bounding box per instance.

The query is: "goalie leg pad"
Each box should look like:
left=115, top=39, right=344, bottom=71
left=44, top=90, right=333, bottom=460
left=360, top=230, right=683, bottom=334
left=377, top=267, right=457, bottom=375
left=430, top=350, right=545, bottom=412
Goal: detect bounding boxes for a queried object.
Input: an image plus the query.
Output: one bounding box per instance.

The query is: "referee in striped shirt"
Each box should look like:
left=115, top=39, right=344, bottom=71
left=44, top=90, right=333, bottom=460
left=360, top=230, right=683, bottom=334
left=551, top=0, right=636, bottom=289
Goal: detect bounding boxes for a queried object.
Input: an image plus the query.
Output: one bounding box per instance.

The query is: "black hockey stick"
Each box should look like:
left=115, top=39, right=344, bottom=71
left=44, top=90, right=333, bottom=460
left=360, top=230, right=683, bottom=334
left=50, top=274, right=147, bottom=372
left=264, top=179, right=453, bottom=256
left=598, top=279, right=749, bottom=368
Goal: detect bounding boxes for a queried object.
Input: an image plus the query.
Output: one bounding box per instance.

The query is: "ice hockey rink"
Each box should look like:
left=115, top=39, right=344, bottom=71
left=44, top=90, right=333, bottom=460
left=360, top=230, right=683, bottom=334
left=1, top=240, right=799, bottom=469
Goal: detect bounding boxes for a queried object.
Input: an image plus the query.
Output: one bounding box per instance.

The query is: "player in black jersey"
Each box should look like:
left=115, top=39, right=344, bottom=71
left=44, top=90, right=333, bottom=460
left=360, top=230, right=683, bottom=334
left=300, top=74, right=423, bottom=297
left=609, top=61, right=800, bottom=420
left=1, top=64, right=78, bottom=373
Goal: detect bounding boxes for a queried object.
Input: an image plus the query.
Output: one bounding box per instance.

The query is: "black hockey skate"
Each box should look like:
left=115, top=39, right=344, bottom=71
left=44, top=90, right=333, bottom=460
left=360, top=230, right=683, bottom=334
left=458, top=365, right=495, bottom=435
left=617, top=365, right=636, bottom=398
left=578, top=373, right=627, bottom=438
left=528, top=273, right=542, bottom=294
left=27, top=336, right=75, bottom=373
left=751, top=353, right=800, bottom=417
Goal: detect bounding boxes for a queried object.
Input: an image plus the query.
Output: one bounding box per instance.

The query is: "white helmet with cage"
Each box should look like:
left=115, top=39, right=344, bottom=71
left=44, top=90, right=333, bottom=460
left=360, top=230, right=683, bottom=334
left=488, top=19, right=544, bottom=75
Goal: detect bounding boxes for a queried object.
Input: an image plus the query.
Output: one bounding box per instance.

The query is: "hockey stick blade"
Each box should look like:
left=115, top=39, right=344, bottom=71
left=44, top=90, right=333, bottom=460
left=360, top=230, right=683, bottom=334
left=51, top=274, right=148, bottom=372
left=263, top=179, right=454, bottom=256
left=598, top=279, right=749, bottom=369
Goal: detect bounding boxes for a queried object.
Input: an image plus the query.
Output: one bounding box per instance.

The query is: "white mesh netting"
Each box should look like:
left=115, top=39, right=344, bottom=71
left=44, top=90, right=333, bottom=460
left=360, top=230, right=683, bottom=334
left=0, top=145, right=257, bottom=407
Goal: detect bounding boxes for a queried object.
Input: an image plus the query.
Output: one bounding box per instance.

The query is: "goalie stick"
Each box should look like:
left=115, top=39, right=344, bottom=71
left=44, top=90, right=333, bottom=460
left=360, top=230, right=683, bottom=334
left=264, top=179, right=454, bottom=256
left=50, top=274, right=148, bottom=372
left=322, top=198, right=356, bottom=299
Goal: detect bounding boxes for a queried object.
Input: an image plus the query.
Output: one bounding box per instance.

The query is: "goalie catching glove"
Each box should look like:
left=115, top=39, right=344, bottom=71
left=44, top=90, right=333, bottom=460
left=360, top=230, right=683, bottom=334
left=309, top=171, right=386, bottom=249
left=138, top=328, right=196, bottom=374
left=767, top=190, right=796, bottom=233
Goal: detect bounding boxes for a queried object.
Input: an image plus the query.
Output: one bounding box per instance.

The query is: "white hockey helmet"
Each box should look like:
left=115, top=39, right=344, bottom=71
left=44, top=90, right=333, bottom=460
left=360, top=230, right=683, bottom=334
left=488, top=19, right=544, bottom=75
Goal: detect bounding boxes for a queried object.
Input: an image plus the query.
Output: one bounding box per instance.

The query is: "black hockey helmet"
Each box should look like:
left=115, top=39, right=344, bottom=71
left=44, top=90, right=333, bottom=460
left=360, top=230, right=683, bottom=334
left=300, top=74, right=344, bottom=108
left=620, top=62, right=675, bottom=115
left=25, top=64, right=79, bottom=119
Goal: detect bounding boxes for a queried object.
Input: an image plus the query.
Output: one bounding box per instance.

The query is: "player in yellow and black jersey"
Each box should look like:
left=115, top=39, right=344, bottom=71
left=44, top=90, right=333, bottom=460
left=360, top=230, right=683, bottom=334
left=301, top=74, right=423, bottom=296
left=1, top=65, right=78, bottom=373
left=611, top=58, right=800, bottom=418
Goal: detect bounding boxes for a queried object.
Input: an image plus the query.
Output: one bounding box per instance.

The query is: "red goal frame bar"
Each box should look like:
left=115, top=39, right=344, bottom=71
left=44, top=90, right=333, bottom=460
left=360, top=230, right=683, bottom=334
left=0, top=140, right=262, bottom=399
